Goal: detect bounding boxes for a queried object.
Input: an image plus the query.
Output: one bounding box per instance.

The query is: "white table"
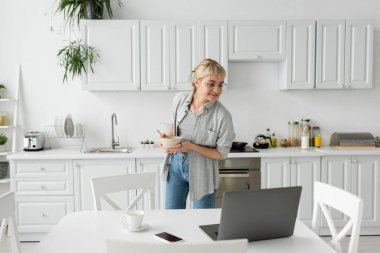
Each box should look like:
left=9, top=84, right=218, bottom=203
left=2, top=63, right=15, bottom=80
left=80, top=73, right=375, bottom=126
left=34, top=209, right=335, bottom=253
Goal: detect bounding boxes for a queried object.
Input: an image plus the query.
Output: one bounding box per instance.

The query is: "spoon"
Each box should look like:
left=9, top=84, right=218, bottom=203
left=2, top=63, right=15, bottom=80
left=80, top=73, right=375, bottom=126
left=156, top=129, right=164, bottom=138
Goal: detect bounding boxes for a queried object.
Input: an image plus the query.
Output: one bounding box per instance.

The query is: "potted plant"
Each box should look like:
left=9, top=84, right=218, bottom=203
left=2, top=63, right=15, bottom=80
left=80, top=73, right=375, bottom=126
left=57, top=0, right=123, bottom=27
left=0, top=133, right=8, bottom=152
left=0, top=84, right=6, bottom=99
left=57, top=40, right=99, bottom=82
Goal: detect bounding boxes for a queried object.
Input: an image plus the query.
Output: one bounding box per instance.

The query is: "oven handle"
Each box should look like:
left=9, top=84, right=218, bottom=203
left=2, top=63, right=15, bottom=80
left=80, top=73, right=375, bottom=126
left=219, top=173, right=250, bottom=178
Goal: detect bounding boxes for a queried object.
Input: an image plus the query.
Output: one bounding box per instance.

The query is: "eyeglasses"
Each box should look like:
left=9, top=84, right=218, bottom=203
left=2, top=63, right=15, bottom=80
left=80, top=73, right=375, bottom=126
left=205, top=81, right=228, bottom=90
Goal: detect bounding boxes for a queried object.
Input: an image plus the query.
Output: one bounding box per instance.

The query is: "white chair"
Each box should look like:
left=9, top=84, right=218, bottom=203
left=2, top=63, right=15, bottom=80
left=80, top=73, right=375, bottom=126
left=106, top=238, right=248, bottom=253
left=0, top=192, right=21, bottom=253
left=312, top=181, right=363, bottom=253
left=90, top=172, right=157, bottom=210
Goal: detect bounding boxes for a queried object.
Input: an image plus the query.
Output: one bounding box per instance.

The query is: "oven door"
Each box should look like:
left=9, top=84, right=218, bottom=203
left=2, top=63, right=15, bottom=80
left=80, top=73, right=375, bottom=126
left=216, top=169, right=260, bottom=208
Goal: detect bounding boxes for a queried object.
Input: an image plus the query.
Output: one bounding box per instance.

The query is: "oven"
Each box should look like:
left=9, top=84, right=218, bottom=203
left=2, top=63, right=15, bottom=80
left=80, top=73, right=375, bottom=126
left=216, top=157, right=261, bottom=208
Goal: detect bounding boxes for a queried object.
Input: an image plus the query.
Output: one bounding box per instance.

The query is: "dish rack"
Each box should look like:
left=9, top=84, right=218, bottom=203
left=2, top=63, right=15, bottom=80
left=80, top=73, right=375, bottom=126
left=44, top=125, right=87, bottom=152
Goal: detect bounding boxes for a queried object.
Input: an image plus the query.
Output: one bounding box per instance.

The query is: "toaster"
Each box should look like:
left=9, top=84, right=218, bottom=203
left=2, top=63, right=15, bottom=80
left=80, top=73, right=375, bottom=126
left=24, top=132, right=45, bottom=151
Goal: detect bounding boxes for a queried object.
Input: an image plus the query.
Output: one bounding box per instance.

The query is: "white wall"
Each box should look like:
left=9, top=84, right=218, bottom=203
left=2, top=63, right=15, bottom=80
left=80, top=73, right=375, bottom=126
left=0, top=0, right=379, bottom=150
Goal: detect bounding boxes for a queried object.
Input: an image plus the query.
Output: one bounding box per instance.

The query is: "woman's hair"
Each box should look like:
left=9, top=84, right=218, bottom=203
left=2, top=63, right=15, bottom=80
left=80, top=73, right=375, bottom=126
left=191, top=59, right=226, bottom=87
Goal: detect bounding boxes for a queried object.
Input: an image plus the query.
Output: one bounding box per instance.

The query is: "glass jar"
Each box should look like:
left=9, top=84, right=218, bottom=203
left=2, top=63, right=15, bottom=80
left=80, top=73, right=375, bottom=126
left=280, top=139, right=289, bottom=148
left=313, top=126, right=321, bottom=148
left=0, top=112, right=9, bottom=126
left=288, top=121, right=299, bottom=147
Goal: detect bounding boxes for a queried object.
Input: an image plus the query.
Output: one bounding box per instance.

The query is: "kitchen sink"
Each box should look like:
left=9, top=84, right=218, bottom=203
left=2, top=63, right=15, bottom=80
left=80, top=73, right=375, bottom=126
left=84, top=147, right=135, bottom=153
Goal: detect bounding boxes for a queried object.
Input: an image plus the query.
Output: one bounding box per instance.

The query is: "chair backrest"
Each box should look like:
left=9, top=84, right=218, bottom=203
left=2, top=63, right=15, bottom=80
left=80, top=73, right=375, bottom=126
left=106, top=238, right=248, bottom=253
left=0, top=192, right=21, bottom=253
left=90, top=172, right=157, bottom=210
left=312, top=181, right=363, bottom=253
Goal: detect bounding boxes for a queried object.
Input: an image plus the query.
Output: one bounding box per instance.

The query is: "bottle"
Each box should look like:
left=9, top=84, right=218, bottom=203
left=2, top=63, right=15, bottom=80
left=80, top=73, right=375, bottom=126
left=301, top=119, right=310, bottom=150
left=265, top=128, right=272, bottom=147
left=271, top=133, right=277, bottom=148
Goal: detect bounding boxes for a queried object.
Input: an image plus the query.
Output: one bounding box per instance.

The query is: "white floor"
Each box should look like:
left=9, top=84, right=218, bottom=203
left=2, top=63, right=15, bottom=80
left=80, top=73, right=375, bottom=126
left=0, top=236, right=379, bottom=253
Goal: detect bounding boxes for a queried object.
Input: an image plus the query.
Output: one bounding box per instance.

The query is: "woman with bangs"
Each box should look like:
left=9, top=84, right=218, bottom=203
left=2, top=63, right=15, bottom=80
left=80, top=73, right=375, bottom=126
left=161, top=59, right=235, bottom=209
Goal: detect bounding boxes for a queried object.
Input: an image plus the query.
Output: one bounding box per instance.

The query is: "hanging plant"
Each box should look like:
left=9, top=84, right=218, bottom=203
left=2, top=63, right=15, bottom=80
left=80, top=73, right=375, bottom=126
left=57, top=0, right=123, bottom=28
left=57, top=40, right=99, bottom=83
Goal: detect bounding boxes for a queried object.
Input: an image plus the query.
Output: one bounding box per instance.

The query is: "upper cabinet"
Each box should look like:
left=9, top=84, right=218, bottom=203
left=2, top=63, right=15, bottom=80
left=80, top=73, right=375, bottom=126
left=199, top=21, right=228, bottom=82
left=140, top=21, right=171, bottom=90
left=228, top=20, right=286, bottom=61
left=169, top=21, right=199, bottom=91
left=82, top=20, right=140, bottom=91
left=279, top=20, right=316, bottom=90
left=345, top=20, right=373, bottom=89
left=281, top=19, right=373, bottom=90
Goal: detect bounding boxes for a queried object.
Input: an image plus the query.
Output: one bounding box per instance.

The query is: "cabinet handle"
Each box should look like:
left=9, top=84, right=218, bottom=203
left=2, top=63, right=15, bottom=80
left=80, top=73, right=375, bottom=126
left=352, top=159, right=358, bottom=163
left=73, top=163, right=79, bottom=168
left=291, top=160, right=296, bottom=164
left=41, top=213, right=47, bottom=217
left=40, top=167, right=45, bottom=171
left=254, top=55, right=261, bottom=59
left=40, top=185, right=45, bottom=190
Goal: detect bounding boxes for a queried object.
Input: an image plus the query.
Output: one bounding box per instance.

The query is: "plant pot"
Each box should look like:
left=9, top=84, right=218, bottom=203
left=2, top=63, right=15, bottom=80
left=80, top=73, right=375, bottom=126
left=85, top=2, right=104, bottom=19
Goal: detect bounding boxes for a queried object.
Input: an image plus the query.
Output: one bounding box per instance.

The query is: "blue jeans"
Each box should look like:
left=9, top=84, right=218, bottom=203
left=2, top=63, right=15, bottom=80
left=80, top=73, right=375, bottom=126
left=165, top=152, right=215, bottom=209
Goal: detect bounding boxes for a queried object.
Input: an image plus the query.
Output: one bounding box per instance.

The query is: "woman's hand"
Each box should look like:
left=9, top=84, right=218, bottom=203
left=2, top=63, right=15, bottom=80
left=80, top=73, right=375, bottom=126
left=162, top=141, right=192, bottom=154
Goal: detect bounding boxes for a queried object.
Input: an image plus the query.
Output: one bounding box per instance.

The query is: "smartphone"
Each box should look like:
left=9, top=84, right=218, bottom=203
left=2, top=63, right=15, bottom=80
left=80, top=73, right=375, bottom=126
left=154, top=232, right=183, bottom=243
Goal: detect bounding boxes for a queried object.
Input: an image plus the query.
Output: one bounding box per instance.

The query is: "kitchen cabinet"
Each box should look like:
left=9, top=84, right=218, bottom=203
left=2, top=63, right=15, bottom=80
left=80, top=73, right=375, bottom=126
left=279, top=20, right=316, bottom=90
left=10, top=159, right=74, bottom=241
left=199, top=20, right=228, bottom=83
left=321, top=155, right=380, bottom=235
left=261, top=156, right=321, bottom=227
left=140, top=21, right=170, bottom=90
left=73, top=159, right=135, bottom=211
left=140, top=20, right=228, bottom=91
left=82, top=20, right=140, bottom=91
left=135, top=158, right=164, bottom=209
left=228, top=20, right=286, bottom=61
left=281, top=19, right=373, bottom=90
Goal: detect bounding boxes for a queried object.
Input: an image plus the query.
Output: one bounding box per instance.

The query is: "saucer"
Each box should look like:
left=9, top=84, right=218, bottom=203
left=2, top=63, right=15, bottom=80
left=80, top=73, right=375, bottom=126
left=123, top=223, right=149, bottom=232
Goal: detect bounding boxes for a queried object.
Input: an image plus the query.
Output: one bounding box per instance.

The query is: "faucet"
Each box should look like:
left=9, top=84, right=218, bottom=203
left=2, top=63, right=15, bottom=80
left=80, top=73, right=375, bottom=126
left=111, top=113, right=120, bottom=149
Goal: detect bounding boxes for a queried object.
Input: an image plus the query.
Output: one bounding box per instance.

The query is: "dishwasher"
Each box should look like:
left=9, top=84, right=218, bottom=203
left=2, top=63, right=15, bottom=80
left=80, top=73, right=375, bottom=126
left=216, top=157, right=261, bottom=208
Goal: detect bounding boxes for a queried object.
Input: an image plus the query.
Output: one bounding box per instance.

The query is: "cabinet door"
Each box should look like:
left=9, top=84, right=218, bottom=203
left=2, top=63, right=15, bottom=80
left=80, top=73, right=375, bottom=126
left=290, top=157, right=321, bottom=227
left=170, top=21, right=199, bottom=90
left=261, top=157, right=291, bottom=189
left=140, top=21, right=170, bottom=90
left=351, top=156, right=380, bottom=228
left=280, top=20, right=315, bottom=90
left=199, top=20, right=228, bottom=83
left=83, top=20, right=140, bottom=90
left=345, top=20, right=373, bottom=89
left=315, top=20, right=345, bottom=89
left=73, top=159, right=135, bottom=211
left=321, top=156, right=352, bottom=229
left=15, top=196, right=74, bottom=233
left=228, top=20, right=286, bottom=61
left=135, top=158, right=163, bottom=209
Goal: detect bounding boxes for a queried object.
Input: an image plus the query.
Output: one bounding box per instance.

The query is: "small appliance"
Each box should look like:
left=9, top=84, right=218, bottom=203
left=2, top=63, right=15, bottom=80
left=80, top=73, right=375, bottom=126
left=24, top=131, right=45, bottom=151
left=330, top=132, right=375, bottom=147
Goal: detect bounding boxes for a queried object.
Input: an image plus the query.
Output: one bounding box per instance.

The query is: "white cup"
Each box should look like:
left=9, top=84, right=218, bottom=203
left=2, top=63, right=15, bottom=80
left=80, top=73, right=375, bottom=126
left=121, top=210, right=144, bottom=230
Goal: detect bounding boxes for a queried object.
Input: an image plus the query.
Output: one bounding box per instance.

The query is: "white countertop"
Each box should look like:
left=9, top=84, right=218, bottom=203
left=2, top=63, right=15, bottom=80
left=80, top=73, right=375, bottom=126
left=7, top=146, right=380, bottom=160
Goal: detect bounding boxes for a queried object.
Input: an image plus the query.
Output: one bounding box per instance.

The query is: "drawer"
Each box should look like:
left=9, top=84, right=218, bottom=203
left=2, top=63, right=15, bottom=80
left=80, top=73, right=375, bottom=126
left=13, top=178, right=73, bottom=195
left=15, top=196, right=74, bottom=233
left=11, top=160, right=72, bottom=178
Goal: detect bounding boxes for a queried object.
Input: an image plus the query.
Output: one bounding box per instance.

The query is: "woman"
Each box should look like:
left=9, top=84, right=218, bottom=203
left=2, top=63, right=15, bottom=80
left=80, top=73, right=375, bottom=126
left=161, top=59, right=235, bottom=209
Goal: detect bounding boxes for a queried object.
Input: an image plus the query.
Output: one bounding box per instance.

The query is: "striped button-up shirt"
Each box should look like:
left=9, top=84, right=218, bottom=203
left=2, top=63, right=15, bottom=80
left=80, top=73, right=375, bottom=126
left=162, top=92, right=236, bottom=201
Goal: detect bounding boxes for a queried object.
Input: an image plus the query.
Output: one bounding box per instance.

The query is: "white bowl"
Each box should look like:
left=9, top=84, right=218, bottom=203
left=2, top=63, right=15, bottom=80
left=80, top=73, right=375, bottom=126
left=160, top=137, right=183, bottom=148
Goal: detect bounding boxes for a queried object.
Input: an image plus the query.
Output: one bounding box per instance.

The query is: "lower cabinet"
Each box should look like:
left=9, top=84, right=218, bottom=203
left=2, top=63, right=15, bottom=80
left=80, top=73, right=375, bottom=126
left=73, top=159, right=135, bottom=211
left=135, top=158, right=164, bottom=209
left=261, top=156, right=321, bottom=227
left=322, top=155, right=380, bottom=235
left=10, top=159, right=74, bottom=241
